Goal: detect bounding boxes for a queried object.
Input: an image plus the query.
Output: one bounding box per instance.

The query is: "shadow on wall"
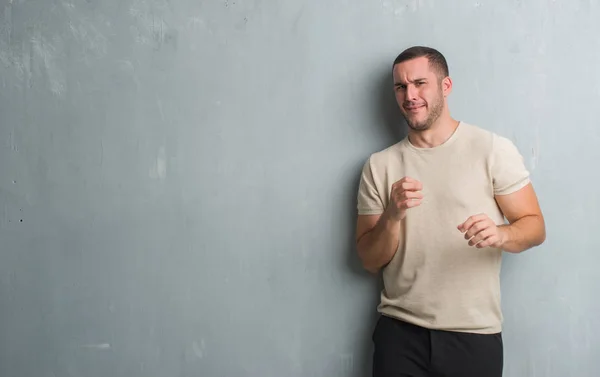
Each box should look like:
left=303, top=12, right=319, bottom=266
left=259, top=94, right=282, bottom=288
left=342, top=65, right=407, bottom=377
left=374, top=65, right=407, bottom=143
left=345, top=65, right=407, bottom=275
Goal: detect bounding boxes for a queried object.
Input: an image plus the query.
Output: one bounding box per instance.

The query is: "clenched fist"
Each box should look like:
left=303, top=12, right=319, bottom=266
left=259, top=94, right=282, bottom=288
left=386, top=177, right=423, bottom=221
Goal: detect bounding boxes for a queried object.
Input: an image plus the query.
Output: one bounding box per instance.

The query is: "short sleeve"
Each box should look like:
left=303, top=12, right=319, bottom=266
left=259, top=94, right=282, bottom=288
left=357, top=157, right=385, bottom=215
left=491, top=134, right=531, bottom=195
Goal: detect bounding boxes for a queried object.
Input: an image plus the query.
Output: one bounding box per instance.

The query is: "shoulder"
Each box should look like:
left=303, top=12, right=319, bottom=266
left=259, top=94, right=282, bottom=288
left=457, top=122, right=495, bottom=146
left=358, top=142, right=406, bottom=191
left=363, top=141, right=406, bottom=170
left=357, top=143, right=405, bottom=212
left=457, top=122, right=521, bottom=157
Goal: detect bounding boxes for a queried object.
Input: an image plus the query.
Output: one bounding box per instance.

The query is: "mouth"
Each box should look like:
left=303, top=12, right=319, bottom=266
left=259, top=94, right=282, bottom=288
left=404, top=104, right=425, bottom=113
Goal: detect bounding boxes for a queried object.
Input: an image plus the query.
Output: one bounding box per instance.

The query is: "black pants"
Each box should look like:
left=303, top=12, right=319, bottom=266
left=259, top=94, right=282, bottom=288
left=372, top=315, right=503, bottom=377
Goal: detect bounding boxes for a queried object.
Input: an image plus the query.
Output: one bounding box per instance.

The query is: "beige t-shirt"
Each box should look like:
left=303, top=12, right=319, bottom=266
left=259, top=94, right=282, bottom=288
left=357, top=121, right=530, bottom=334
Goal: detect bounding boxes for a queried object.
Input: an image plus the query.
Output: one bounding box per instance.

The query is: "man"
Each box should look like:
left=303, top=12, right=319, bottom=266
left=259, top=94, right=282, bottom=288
left=355, top=46, right=546, bottom=377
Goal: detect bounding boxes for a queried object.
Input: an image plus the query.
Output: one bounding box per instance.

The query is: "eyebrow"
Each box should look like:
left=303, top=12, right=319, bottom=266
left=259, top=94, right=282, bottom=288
left=394, top=78, right=428, bottom=86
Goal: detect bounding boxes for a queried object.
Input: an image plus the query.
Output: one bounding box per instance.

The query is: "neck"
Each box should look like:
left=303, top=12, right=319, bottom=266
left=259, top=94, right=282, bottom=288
left=407, top=113, right=459, bottom=148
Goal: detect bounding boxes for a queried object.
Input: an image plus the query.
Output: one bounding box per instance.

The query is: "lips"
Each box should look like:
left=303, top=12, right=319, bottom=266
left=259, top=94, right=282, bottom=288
left=404, top=104, right=425, bottom=112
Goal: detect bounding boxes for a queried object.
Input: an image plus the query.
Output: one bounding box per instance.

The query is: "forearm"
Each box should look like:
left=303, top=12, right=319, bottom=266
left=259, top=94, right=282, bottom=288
left=499, top=214, right=546, bottom=253
left=357, top=212, right=402, bottom=273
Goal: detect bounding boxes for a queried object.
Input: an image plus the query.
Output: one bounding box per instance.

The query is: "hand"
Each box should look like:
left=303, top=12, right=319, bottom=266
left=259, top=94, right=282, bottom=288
left=457, top=213, right=506, bottom=248
left=386, top=177, right=423, bottom=221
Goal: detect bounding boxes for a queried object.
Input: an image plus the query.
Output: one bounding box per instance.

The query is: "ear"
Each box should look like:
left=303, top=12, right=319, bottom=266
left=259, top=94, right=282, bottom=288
left=441, top=76, right=453, bottom=97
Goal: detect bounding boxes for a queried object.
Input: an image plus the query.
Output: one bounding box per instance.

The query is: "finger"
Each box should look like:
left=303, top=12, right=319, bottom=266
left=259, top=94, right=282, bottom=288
left=468, top=228, right=495, bottom=246
left=458, top=217, right=481, bottom=235
left=392, top=181, right=413, bottom=192
left=392, top=177, right=413, bottom=189
left=392, top=194, right=421, bottom=209
left=392, top=177, right=423, bottom=193
left=457, top=213, right=488, bottom=232
left=463, top=219, right=494, bottom=240
left=398, top=176, right=417, bottom=183
left=475, top=239, right=491, bottom=248
left=457, top=218, right=472, bottom=232
left=401, top=190, right=424, bottom=200
left=475, top=234, right=500, bottom=248
left=402, top=198, right=422, bottom=208
left=391, top=188, right=422, bottom=202
left=401, top=181, right=423, bottom=191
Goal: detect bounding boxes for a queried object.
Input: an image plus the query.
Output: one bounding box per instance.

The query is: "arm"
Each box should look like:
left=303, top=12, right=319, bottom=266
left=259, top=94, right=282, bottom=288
left=356, top=212, right=402, bottom=274
left=458, top=134, right=546, bottom=251
left=356, top=177, right=422, bottom=273
left=495, top=182, right=546, bottom=253
left=458, top=183, right=546, bottom=252
left=355, top=153, right=422, bottom=274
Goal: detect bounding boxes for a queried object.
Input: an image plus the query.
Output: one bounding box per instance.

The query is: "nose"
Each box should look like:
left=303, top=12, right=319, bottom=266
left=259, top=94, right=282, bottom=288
left=406, top=84, right=418, bottom=101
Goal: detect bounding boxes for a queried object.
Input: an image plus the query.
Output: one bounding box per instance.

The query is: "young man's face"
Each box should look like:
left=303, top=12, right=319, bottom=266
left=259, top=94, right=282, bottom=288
left=392, top=57, right=451, bottom=131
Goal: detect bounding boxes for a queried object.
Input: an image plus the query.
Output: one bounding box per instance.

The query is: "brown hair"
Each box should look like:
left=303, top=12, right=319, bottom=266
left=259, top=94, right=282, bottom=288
left=393, top=46, right=449, bottom=79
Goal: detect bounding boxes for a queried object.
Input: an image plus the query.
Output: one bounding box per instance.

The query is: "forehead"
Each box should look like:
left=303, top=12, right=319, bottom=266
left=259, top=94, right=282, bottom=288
left=393, top=57, right=436, bottom=81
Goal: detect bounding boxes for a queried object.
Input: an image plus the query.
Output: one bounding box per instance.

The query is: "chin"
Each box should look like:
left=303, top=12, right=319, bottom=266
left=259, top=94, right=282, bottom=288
left=408, top=123, right=430, bottom=131
left=404, top=116, right=429, bottom=131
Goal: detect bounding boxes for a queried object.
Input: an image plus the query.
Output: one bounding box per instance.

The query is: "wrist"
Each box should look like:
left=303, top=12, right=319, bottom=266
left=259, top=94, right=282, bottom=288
left=381, top=209, right=403, bottom=230
left=497, top=224, right=512, bottom=249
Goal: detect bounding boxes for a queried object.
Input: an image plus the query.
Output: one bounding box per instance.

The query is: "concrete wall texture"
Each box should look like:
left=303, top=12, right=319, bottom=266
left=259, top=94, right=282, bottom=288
left=0, top=0, right=598, bottom=376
